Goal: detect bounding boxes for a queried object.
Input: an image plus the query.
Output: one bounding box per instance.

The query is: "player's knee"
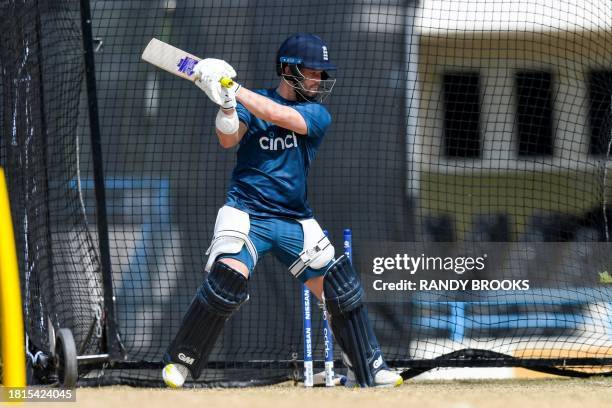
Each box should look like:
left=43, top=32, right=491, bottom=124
left=218, top=257, right=250, bottom=279
left=304, top=276, right=324, bottom=301
left=323, top=255, right=364, bottom=316
left=199, top=260, right=249, bottom=316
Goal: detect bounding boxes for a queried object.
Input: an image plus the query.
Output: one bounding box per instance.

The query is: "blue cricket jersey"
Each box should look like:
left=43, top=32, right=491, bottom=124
left=225, top=88, right=331, bottom=219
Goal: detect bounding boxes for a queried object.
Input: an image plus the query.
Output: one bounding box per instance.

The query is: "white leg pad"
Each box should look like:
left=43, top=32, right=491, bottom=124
left=205, top=206, right=258, bottom=272
left=289, top=218, right=335, bottom=278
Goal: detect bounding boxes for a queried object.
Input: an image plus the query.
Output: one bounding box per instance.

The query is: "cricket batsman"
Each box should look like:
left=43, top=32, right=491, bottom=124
left=161, top=33, right=403, bottom=388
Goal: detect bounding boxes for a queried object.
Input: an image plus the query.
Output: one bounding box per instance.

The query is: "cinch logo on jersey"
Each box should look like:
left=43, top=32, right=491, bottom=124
left=177, top=352, right=195, bottom=365
left=259, top=133, right=298, bottom=151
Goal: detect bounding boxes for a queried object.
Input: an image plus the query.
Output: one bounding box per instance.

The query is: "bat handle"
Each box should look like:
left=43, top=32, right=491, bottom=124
left=220, top=77, right=234, bottom=88
left=192, top=74, right=233, bottom=89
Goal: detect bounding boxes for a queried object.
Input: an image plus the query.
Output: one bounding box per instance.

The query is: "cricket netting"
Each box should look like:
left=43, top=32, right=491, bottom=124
left=1, top=0, right=611, bottom=387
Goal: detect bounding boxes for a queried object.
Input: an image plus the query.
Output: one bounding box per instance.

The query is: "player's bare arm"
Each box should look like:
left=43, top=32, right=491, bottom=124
left=213, top=66, right=327, bottom=147
left=234, top=86, right=308, bottom=135
left=207, top=83, right=308, bottom=149
left=215, top=67, right=323, bottom=147
left=215, top=116, right=247, bottom=149
left=214, top=77, right=312, bottom=149
left=192, top=54, right=334, bottom=148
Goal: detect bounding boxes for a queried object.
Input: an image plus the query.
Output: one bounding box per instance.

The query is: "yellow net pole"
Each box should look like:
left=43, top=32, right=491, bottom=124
left=0, top=167, right=26, bottom=386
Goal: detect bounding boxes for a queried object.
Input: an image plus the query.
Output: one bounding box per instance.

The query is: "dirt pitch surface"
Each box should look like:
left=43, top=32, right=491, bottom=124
left=33, top=377, right=612, bottom=408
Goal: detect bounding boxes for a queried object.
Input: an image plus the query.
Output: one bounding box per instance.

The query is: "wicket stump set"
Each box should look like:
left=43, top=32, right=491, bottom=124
left=302, top=229, right=352, bottom=387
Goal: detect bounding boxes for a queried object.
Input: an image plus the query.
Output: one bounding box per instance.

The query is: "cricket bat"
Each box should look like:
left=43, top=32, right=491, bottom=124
left=141, top=38, right=233, bottom=87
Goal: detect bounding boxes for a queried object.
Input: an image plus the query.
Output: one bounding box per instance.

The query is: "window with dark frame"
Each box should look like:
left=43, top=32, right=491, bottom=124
left=588, top=71, right=612, bottom=156
left=515, top=71, right=554, bottom=156
left=443, top=72, right=481, bottom=158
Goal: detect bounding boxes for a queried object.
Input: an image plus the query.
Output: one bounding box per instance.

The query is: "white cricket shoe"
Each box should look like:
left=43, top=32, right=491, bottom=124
left=162, top=363, right=189, bottom=388
left=343, top=368, right=403, bottom=388
left=373, top=369, right=404, bottom=387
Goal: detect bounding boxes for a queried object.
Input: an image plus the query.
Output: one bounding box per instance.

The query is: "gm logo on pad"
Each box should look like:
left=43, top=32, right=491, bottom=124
left=373, top=355, right=383, bottom=369
left=178, top=352, right=195, bottom=365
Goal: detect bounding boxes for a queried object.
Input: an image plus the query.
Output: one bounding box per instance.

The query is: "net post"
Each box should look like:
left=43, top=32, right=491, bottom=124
left=79, top=0, right=123, bottom=360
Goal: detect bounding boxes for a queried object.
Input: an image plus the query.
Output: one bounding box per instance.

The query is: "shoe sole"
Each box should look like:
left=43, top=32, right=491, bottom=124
left=343, top=376, right=404, bottom=388
left=375, top=376, right=403, bottom=388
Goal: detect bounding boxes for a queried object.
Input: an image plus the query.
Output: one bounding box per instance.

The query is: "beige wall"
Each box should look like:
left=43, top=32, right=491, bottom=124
left=413, top=31, right=612, bottom=238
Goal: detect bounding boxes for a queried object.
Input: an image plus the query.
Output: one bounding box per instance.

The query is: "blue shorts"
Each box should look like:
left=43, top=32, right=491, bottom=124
left=217, top=215, right=332, bottom=283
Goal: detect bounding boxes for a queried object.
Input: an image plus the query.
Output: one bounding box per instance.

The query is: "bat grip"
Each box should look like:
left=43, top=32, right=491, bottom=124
left=220, top=77, right=234, bottom=88
left=192, top=74, right=233, bottom=89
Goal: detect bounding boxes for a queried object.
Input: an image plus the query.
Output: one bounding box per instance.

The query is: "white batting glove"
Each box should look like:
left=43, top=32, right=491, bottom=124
left=220, top=81, right=241, bottom=110
left=196, top=77, right=240, bottom=109
left=195, top=76, right=224, bottom=106
left=193, top=58, right=240, bottom=109
left=193, top=58, right=236, bottom=82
